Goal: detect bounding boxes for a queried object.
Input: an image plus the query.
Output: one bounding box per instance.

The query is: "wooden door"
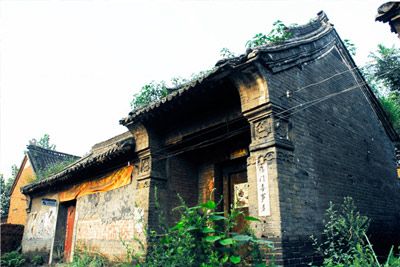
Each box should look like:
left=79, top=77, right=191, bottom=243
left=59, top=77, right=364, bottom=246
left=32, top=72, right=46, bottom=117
left=228, top=170, right=249, bottom=232
left=64, top=204, right=76, bottom=262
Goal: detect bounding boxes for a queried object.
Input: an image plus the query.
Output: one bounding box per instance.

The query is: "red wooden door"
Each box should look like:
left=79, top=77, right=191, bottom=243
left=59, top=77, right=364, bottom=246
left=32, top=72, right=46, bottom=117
left=64, top=205, right=76, bottom=262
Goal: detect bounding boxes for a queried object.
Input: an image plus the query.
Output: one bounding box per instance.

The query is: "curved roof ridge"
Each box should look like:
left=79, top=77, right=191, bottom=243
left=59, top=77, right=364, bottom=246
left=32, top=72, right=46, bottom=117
left=120, top=11, right=333, bottom=126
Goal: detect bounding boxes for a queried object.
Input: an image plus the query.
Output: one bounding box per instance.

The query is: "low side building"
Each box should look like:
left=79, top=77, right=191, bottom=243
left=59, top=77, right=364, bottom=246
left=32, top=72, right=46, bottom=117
left=21, top=132, right=140, bottom=263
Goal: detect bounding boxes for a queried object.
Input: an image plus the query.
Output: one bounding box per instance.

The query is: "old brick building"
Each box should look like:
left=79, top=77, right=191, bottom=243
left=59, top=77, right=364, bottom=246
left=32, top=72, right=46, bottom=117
left=7, top=145, right=78, bottom=225
left=21, top=12, right=399, bottom=266
left=21, top=132, right=137, bottom=262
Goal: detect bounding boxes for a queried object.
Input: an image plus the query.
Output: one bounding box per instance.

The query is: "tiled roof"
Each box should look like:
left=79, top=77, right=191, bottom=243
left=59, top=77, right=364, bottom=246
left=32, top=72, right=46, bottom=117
left=26, top=145, right=80, bottom=174
left=22, top=131, right=135, bottom=195
left=119, top=11, right=333, bottom=126
left=119, top=11, right=399, bottom=143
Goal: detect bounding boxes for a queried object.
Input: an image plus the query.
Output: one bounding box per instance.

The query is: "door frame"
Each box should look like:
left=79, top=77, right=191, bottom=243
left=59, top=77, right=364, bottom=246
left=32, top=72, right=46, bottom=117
left=217, top=158, right=248, bottom=219
left=64, top=201, right=76, bottom=262
left=52, top=199, right=77, bottom=263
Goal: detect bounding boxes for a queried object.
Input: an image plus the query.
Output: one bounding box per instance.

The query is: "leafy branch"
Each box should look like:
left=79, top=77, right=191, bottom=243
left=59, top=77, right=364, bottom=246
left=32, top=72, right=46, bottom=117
left=246, top=20, right=292, bottom=49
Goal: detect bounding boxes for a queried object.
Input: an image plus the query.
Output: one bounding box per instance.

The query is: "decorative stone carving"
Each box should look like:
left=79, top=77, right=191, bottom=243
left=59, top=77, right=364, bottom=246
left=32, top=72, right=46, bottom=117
left=256, top=150, right=294, bottom=164
left=254, top=118, right=273, bottom=140
left=139, top=157, right=150, bottom=174
left=274, top=120, right=290, bottom=141
left=277, top=151, right=294, bottom=163
left=258, top=151, right=276, bottom=164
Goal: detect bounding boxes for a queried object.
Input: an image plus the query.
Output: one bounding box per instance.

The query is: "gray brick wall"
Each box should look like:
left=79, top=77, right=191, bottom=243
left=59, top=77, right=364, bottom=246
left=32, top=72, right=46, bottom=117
left=266, top=46, right=400, bottom=266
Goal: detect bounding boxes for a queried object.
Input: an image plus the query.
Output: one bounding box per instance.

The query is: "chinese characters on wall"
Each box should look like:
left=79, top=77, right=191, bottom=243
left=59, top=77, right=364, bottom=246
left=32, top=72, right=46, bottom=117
left=256, top=156, right=271, bottom=216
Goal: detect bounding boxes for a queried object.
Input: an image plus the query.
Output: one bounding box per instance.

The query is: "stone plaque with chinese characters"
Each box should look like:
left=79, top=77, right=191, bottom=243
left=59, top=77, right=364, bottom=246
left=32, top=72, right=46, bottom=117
left=256, top=157, right=271, bottom=216
left=234, top=182, right=249, bottom=208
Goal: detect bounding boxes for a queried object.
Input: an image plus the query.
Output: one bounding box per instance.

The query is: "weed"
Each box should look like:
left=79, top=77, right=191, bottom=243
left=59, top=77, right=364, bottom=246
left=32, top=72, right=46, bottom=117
left=31, top=255, right=44, bottom=266
left=0, top=251, right=26, bottom=267
left=311, top=197, right=400, bottom=267
left=67, top=249, right=108, bottom=267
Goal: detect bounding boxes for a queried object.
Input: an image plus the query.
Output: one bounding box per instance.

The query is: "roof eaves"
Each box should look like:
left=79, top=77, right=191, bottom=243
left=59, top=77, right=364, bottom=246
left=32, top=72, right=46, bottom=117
left=21, top=135, right=135, bottom=195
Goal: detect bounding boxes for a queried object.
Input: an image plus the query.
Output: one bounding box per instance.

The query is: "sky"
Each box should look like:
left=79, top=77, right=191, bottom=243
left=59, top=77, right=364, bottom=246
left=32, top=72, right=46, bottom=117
left=0, top=0, right=398, bottom=180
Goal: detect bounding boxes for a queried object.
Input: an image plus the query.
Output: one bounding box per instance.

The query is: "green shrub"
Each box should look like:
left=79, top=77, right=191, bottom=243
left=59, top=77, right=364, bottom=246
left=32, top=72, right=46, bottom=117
left=142, top=197, right=274, bottom=267
left=31, top=255, right=44, bottom=266
left=311, top=197, right=370, bottom=266
left=0, top=251, right=26, bottom=267
left=311, top=197, right=400, bottom=267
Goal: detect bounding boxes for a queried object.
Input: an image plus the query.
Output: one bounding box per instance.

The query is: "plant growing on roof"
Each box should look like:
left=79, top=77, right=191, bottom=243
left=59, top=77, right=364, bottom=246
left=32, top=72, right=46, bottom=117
left=130, top=67, right=215, bottom=110
left=35, top=158, right=76, bottom=181
left=246, top=20, right=292, bottom=49
left=220, top=47, right=236, bottom=59
left=130, top=81, right=169, bottom=110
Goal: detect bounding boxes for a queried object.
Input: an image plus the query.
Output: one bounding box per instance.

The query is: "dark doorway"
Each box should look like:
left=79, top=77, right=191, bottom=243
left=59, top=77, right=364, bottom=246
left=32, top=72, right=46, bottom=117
left=220, top=158, right=249, bottom=233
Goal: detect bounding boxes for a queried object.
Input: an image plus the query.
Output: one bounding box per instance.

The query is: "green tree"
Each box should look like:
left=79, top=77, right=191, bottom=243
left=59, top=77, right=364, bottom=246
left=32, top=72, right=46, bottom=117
left=0, top=174, right=8, bottom=217
left=380, top=93, right=400, bottom=133
left=11, top=165, right=19, bottom=179
left=29, top=134, right=56, bottom=150
left=363, top=44, right=400, bottom=134
left=367, top=45, right=400, bottom=94
left=343, top=39, right=357, bottom=56
left=0, top=165, right=19, bottom=217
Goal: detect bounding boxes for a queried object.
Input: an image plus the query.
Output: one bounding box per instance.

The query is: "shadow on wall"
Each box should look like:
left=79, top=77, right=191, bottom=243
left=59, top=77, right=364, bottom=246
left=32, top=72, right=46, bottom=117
left=1, top=224, right=24, bottom=253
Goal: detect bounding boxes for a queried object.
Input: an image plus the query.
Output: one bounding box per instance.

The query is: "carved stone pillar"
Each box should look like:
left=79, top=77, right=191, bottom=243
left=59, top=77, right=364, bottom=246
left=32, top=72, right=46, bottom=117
left=128, top=122, right=168, bottom=233
left=244, top=105, right=294, bottom=238
left=232, top=66, right=294, bottom=265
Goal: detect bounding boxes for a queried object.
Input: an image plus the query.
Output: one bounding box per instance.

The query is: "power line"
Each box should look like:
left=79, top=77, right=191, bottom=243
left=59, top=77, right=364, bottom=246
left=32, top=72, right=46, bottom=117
left=274, top=68, right=393, bottom=121
left=292, top=61, right=375, bottom=94
left=142, top=66, right=394, bottom=161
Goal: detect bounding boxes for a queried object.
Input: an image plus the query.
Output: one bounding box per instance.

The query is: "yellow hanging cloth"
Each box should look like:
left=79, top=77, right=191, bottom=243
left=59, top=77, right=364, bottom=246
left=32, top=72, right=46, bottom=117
left=59, top=165, right=133, bottom=202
